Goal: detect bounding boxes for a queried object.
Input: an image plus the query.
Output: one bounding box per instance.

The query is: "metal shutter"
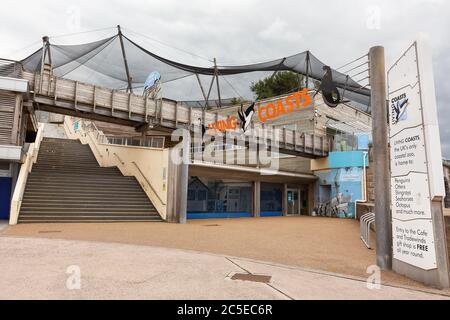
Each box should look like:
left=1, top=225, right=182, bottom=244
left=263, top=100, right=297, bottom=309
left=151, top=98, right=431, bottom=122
left=0, top=93, right=16, bottom=144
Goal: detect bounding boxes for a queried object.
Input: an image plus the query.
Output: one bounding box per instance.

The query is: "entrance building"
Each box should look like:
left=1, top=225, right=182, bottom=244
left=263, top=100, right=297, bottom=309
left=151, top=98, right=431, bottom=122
left=187, top=162, right=316, bottom=219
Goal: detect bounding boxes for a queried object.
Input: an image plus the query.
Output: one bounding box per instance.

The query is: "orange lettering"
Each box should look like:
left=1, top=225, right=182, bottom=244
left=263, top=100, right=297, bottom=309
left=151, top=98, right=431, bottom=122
left=258, top=106, right=267, bottom=123
left=285, top=95, right=295, bottom=113
left=300, top=88, right=312, bottom=107
left=230, top=116, right=237, bottom=129
left=293, top=92, right=301, bottom=108
left=266, top=103, right=277, bottom=119
left=277, top=100, right=286, bottom=115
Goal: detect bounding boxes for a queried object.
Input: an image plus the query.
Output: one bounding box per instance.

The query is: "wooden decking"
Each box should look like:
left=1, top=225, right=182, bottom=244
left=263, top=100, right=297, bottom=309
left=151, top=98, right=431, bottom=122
left=23, top=69, right=330, bottom=158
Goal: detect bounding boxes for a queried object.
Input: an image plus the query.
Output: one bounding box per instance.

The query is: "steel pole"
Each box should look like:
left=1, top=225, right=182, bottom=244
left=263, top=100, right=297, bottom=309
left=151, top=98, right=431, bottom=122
left=369, top=46, right=392, bottom=270
left=178, top=129, right=191, bottom=224
left=117, top=25, right=133, bottom=93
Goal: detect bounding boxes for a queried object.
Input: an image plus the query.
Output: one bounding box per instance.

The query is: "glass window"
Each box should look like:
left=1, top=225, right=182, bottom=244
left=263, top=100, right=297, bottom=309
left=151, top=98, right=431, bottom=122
left=187, top=177, right=252, bottom=214
left=198, top=190, right=207, bottom=201
left=188, top=190, right=196, bottom=201
left=261, top=183, right=283, bottom=212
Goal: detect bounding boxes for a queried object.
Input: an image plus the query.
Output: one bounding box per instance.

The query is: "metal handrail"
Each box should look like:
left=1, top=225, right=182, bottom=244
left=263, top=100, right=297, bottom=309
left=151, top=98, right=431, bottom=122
left=113, top=152, right=125, bottom=165
left=76, top=118, right=164, bottom=149
left=73, top=117, right=166, bottom=206
left=131, top=161, right=166, bottom=205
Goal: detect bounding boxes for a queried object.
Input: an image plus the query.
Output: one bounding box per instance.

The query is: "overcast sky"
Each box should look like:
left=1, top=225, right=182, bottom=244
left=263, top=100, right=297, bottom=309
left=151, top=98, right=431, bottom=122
left=1, top=0, right=449, bottom=156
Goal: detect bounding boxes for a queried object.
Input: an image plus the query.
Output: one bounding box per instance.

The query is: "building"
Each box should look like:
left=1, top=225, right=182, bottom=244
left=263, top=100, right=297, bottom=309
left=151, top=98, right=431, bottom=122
left=0, top=61, right=38, bottom=221
left=1, top=58, right=373, bottom=224
left=184, top=93, right=372, bottom=220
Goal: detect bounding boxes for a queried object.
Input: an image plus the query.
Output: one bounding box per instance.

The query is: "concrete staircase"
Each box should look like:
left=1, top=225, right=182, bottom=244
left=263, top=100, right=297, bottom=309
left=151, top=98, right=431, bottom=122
left=18, top=138, right=162, bottom=223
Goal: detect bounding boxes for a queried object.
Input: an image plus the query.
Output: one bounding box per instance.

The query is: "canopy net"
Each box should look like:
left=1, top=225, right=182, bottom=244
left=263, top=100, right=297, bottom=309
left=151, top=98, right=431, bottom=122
left=20, top=28, right=371, bottom=112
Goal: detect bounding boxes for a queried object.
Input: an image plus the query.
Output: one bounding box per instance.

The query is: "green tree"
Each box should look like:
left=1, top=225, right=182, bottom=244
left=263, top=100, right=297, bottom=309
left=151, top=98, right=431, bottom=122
left=250, top=71, right=303, bottom=100
left=230, top=97, right=246, bottom=106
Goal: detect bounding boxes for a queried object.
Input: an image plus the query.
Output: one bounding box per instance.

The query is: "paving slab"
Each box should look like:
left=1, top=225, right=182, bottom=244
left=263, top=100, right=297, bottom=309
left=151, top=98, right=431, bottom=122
left=0, top=236, right=448, bottom=300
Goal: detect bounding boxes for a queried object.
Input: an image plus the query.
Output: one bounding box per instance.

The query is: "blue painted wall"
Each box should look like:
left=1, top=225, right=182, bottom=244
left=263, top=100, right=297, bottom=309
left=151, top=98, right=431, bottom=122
left=314, top=151, right=368, bottom=219
left=0, top=177, right=12, bottom=220
left=315, top=168, right=363, bottom=218
left=328, top=151, right=368, bottom=169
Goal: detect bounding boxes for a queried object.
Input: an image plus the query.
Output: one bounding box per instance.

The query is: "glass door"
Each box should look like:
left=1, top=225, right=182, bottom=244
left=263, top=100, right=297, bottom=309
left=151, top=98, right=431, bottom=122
left=287, top=189, right=300, bottom=215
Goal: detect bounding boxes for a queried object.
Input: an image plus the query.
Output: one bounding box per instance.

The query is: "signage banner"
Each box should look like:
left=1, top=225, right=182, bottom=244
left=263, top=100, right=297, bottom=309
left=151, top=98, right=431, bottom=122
left=388, top=35, right=444, bottom=271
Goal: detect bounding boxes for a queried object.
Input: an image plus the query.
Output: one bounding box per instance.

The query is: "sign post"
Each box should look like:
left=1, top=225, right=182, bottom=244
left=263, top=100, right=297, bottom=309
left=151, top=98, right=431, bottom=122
left=370, top=46, right=392, bottom=270
left=388, top=34, right=450, bottom=288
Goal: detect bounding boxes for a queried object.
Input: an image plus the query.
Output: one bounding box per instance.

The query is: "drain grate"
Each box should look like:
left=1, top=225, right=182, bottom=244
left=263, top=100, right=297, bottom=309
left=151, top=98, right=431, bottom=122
left=231, top=273, right=272, bottom=284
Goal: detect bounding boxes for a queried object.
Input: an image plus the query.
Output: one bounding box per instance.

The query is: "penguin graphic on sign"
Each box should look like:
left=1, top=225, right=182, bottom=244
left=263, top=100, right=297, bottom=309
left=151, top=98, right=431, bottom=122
left=392, top=97, right=409, bottom=125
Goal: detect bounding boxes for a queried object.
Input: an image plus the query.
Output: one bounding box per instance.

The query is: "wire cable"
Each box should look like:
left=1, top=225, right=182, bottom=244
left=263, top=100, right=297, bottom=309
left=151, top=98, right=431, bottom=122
left=342, top=61, right=369, bottom=75
left=49, top=26, right=117, bottom=39
left=336, top=53, right=369, bottom=71
left=122, top=27, right=213, bottom=63
left=219, top=74, right=244, bottom=100
left=2, top=40, right=42, bottom=59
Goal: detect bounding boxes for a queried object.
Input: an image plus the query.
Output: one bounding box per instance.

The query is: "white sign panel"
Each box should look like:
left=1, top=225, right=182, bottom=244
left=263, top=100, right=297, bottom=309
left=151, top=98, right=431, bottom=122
left=388, top=35, right=443, bottom=271
left=392, top=219, right=437, bottom=270
left=390, top=128, right=427, bottom=176
left=391, top=173, right=432, bottom=220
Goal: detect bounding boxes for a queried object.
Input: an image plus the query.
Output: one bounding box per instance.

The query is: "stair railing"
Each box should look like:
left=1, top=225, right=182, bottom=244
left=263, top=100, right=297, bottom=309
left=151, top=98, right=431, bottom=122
left=111, top=152, right=166, bottom=207
left=9, top=123, right=45, bottom=225
left=70, top=117, right=167, bottom=214
left=131, top=161, right=166, bottom=206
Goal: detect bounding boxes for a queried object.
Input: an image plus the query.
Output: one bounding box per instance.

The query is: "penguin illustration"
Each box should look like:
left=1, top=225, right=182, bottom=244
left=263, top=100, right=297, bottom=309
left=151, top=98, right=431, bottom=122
left=197, top=117, right=215, bottom=142
left=392, top=98, right=409, bottom=124
left=313, top=66, right=348, bottom=108
left=198, top=118, right=206, bottom=138
left=237, top=103, right=255, bottom=132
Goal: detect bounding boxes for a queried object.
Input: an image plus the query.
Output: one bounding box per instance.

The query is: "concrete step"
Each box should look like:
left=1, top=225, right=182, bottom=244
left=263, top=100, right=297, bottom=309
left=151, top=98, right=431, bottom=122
left=31, top=169, right=122, bottom=175
left=26, top=180, right=140, bottom=187
left=30, top=168, right=125, bottom=175
left=27, top=175, right=135, bottom=182
left=21, top=199, right=153, bottom=205
left=22, top=192, right=149, bottom=198
left=19, top=216, right=161, bottom=220
left=23, top=190, right=148, bottom=196
left=18, top=219, right=162, bottom=223
left=18, top=137, right=162, bottom=223
left=19, top=211, right=159, bottom=216
left=24, top=186, right=147, bottom=194
left=20, top=202, right=155, bottom=208
left=20, top=209, right=157, bottom=214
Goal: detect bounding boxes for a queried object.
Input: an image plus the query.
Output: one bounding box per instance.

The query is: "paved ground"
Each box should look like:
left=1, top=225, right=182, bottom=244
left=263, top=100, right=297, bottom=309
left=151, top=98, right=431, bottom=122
left=2, top=216, right=433, bottom=289
left=0, top=222, right=8, bottom=232
left=0, top=236, right=448, bottom=300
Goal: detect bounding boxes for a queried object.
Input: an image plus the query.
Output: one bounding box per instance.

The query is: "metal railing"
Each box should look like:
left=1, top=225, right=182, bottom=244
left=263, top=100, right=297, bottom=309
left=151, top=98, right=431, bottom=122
left=106, top=135, right=165, bottom=149
left=360, top=212, right=376, bottom=249
left=0, top=59, right=22, bottom=78
left=71, top=117, right=167, bottom=209
left=329, top=132, right=372, bottom=152
left=131, top=161, right=166, bottom=205
left=73, top=118, right=164, bottom=149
